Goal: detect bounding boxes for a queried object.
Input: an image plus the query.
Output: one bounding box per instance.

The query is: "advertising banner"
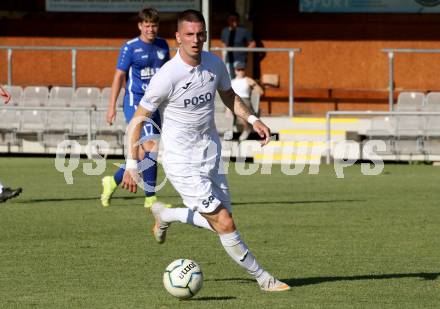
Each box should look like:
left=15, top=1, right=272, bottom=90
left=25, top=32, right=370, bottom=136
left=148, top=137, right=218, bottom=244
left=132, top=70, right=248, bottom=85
left=46, top=0, right=200, bottom=12
left=300, top=0, right=440, bottom=13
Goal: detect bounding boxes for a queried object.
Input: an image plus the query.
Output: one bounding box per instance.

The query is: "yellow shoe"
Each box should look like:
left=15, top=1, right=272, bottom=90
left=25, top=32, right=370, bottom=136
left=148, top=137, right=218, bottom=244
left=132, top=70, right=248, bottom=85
left=101, top=176, right=117, bottom=207
left=144, top=196, right=172, bottom=209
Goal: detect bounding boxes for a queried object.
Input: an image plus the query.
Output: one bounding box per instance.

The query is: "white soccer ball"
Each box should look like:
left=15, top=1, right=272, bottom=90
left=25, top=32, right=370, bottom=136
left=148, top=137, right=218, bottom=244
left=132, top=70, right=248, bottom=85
left=163, top=259, right=203, bottom=299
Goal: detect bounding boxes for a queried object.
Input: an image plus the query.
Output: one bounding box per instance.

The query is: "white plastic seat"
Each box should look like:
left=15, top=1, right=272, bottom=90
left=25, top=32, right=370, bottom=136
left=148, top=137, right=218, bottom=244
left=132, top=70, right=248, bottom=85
left=422, top=94, right=440, bottom=154
left=396, top=92, right=424, bottom=111
left=48, top=86, right=74, bottom=106
left=424, top=92, right=440, bottom=111
left=101, top=87, right=125, bottom=108
left=365, top=116, right=397, bottom=155
left=23, top=86, right=49, bottom=106
left=4, top=85, right=23, bottom=105
left=73, top=87, right=101, bottom=107
left=20, top=86, right=49, bottom=133
left=71, top=87, right=100, bottom=134
left=46, top=86, right=74, bottom=131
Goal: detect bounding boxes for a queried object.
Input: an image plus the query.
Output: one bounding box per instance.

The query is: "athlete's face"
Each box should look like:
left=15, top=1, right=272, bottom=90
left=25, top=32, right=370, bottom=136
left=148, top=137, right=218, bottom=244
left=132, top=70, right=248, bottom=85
left=176, top=21, right=206, bottom=63
left=138, top=21, right=158, bottom=43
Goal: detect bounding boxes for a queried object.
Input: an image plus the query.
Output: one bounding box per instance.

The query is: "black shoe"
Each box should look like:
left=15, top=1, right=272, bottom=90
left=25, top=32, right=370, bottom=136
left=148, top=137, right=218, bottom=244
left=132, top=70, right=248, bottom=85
left=0, top=187, right=22, bottom=203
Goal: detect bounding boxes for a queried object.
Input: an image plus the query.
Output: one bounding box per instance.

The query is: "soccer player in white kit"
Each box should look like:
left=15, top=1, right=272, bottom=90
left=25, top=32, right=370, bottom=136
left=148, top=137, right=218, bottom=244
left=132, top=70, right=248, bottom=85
left=122, top=10, right=290, bottom=292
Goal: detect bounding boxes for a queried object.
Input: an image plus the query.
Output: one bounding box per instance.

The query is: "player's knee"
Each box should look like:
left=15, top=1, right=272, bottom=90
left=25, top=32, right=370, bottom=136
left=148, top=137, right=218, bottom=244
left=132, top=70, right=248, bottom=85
left=216, top=211, right=235, bottom=233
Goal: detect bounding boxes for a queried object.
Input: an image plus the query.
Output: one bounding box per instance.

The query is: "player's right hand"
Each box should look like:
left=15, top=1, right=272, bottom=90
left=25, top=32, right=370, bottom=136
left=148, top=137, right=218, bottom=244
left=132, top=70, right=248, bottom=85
left=253, top=120, right=271, bottom=146
left=121, top=168, right=140, bottom=193
left=106, top=107, right=116, bottom=125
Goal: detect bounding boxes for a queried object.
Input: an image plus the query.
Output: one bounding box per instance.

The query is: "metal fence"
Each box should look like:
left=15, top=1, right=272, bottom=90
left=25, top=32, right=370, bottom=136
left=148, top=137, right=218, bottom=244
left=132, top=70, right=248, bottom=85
left=382, top=48, right=440, bottom=111
left=0, top=45, right=301, bottom=116
left=325, top=110, right=440, bottom=164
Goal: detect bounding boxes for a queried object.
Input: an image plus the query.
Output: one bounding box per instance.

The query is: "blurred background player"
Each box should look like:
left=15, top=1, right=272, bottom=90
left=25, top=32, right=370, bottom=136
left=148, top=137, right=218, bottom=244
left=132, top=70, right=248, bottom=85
left=101, top=7, right=170, bottom=208
left=220, top=12, right=256, bottom=78
left=0, top=85, right=23, bottom=203
left=0, top=180, right=22, bottom=203
left=230, top=61, right=264, bottom=141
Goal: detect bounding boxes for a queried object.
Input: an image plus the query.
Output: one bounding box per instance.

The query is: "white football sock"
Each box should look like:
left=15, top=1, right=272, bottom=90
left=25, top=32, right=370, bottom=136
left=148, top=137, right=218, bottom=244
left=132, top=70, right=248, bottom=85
left=159, top=207, right=214, bottom=231
left=0, top=181, right=3, bottom=193
left=219, top=230, right=269, bottom=284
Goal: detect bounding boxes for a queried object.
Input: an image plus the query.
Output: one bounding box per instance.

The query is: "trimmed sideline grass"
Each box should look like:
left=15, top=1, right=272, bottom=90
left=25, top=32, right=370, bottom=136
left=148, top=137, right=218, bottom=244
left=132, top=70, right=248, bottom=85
left=0, top=157, right=439, bottom=308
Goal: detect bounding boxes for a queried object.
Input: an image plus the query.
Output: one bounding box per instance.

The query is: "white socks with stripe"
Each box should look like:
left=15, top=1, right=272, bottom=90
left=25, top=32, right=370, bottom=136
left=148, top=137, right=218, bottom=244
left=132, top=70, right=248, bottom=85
left=158, top=207, right=214, bottom=231
left=219, top=230, right=269, bottom=285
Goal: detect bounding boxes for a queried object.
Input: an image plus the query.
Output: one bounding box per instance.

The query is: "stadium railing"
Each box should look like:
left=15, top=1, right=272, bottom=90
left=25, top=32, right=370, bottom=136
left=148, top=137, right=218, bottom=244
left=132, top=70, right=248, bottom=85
left=1, top=105, right=95, bottom=148
left=325, top=110, right=440, bottom=164
left=210, top=47, right=301, bottom=116
left=382, top=48, right=440, bottom=111
left=1, top=45, right=301, bottom=116
left=0, top=85, right=126, bottom=156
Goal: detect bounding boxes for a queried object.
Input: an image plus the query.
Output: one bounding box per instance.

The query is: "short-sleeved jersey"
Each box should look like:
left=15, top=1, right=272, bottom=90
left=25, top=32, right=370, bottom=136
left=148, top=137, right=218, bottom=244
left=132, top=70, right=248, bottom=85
left=117, top=37, right=170, bottom=101
left=140, top=50, right=230, bottom=127
left=140, top=50, right=231, bottom=162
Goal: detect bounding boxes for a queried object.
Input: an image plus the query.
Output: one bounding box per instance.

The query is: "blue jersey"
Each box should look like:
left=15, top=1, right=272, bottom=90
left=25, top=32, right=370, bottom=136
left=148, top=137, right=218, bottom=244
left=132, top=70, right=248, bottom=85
left=117, top=37, right=170, bottom=107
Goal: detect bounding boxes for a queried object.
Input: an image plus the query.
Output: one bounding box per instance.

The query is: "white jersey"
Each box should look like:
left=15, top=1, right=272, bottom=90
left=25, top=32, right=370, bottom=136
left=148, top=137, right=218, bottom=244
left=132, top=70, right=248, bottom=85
left=231, top=77, right=251, bottom=99
left=140, top=50, right=232, bottom=213
left=140, top=50, right=230, bottom=163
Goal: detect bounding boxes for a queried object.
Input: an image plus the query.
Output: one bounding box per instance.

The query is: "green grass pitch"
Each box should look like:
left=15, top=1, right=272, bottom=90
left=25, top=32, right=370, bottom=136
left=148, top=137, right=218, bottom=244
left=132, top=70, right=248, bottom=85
left=1, top=157, right=439, bottom=308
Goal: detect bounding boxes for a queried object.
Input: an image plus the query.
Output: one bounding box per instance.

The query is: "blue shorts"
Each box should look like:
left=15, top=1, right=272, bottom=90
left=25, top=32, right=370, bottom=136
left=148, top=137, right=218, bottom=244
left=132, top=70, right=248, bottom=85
left=123, top=93, right=161, bottom=142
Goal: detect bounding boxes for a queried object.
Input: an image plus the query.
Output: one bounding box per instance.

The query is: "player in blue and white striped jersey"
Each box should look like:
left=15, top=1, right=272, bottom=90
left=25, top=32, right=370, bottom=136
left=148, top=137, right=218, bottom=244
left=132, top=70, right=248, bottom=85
left=101, top=7, right=170, bottom=208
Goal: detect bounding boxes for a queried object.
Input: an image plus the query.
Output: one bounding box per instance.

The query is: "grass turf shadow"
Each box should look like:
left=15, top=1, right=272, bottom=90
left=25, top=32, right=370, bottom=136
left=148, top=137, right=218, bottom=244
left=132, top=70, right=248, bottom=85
left=188, top=296, right=237, bottom=301
left=233, top=199, right=365, bottom=206
left=206, top=272, right=439, bottom=287
left=284, top=272, right=440, bottom=287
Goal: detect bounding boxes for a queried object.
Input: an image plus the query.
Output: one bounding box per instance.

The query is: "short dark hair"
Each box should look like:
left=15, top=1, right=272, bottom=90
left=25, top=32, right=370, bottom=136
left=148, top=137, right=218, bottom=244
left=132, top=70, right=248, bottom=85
left=138, top=7, right=159, bottom=23
left=177, top=10, right=205, bottom=29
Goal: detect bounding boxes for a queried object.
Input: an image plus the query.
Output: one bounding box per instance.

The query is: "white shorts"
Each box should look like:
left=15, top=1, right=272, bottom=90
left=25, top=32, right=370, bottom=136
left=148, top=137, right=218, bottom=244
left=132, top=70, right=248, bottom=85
left=162, top=130, right=231, bottom=214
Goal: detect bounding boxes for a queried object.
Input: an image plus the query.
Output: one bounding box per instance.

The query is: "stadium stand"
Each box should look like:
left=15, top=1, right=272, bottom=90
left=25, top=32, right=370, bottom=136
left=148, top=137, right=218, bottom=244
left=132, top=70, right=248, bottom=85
left=394, top=92, right=425, bottom=155
left=95, top=88, right=126, bottom=149
left=42, top=87, right=75, bottom=148
left=0, top=86, right=21, bottom=147
left=423, top=92, right=440, bottom=155
left=70, top=87, right=100, bottom=138
left=100, top=87, right=124, bottom=108
left=48, top=86, right=74, bottom=106
left=21, top=86, right=49, bottom=134
left=4, top=85, right=23, bottom=105
left=23, top=86, right=49, bottom=106
left=365, top=116, right=396, bottom=155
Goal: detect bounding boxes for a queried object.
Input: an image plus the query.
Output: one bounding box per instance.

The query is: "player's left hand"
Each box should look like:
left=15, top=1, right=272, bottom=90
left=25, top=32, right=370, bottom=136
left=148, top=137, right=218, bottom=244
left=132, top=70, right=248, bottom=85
left=253, top=120, right=271, bottom=146
left=121, top=168, right=140, bottom=193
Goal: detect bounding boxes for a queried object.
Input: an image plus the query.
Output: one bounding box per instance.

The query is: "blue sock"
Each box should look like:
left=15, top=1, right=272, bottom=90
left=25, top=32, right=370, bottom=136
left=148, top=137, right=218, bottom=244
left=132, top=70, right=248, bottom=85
left=141, top=152, right=158, bottom=197
left=113, top=165, right=125, bottom=185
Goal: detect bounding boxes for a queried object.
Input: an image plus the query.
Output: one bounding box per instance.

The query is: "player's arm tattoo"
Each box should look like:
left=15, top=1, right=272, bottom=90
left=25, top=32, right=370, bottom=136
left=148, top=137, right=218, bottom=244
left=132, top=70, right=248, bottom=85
left=218, top=88, right=254, bottom=122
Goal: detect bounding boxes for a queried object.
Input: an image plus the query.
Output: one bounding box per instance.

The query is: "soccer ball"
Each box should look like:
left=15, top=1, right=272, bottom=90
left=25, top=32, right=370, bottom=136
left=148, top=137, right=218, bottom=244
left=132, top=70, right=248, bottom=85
left=163, top=259, right=203, bottom=299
